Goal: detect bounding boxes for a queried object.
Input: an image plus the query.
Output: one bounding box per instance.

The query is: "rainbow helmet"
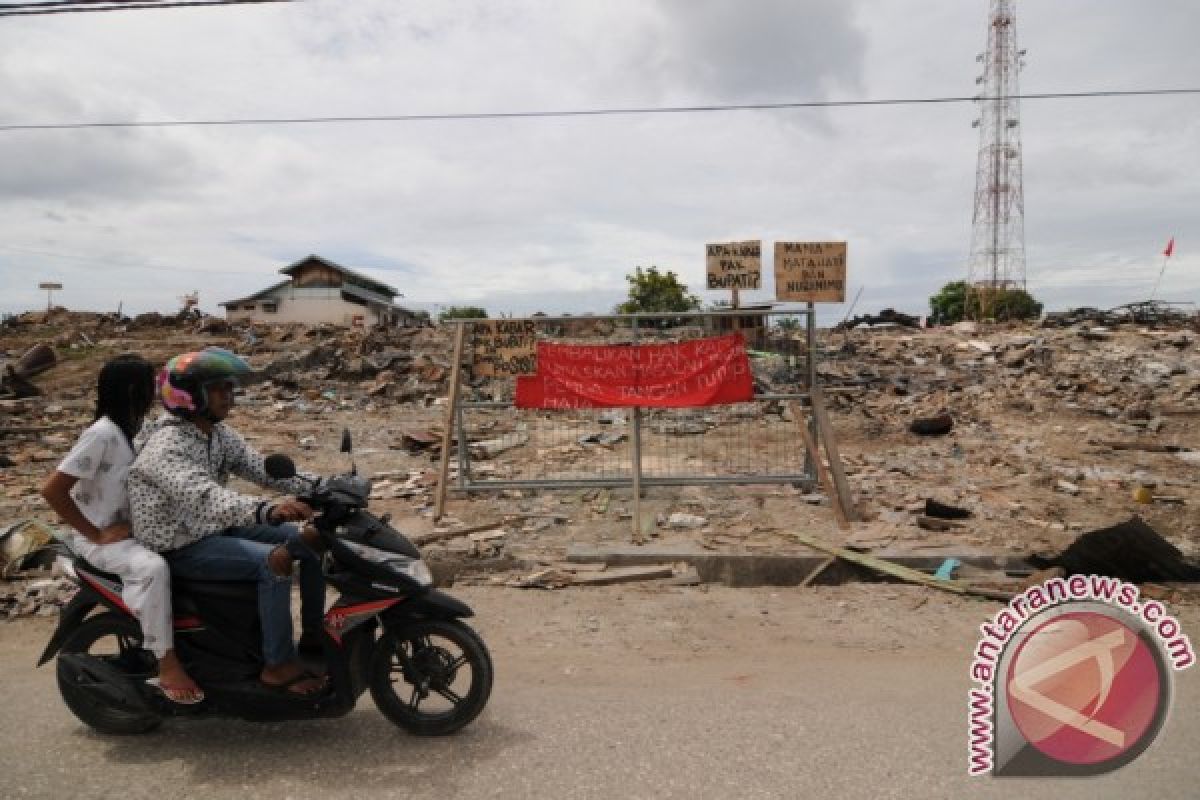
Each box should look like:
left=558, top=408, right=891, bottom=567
left=159, top=347, right=253, bottom=416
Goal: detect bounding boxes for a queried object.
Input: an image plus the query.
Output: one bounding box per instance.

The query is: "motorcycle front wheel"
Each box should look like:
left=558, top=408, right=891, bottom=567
left=58, top=612, right=162, bottom=735
left=369, top=619, right=493, bottom=736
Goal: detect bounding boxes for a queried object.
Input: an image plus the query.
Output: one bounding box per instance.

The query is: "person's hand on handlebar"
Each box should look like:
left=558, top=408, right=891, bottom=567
left=268, top=497, right=314, bottom=524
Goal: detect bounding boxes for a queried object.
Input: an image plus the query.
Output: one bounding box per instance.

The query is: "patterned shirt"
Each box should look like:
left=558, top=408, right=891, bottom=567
left=128, top=416, right=314, bottom=553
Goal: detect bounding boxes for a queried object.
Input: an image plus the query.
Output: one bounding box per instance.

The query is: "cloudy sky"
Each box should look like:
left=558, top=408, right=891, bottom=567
left=0, top=0, right=1197, bottom=323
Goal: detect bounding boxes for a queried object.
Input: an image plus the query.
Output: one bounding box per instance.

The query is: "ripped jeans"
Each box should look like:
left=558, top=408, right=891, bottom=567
left=165, top=524, right=324, bottom=666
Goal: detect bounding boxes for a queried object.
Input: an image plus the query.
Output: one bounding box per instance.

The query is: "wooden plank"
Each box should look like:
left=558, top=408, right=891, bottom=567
left=1158, top=408, right=1200, bottom=417
left=414, top=520, right=508, bottom=546
left=799, top=556, right=836, bottom=587
left=571, top=565, right=675, bottom=587
left=1092, top=440, right=1192, bottom=453
left=791, top=532, right=967, bottom=594
left=792, top=533, right=1016, bottom=601
left=790, top=401, right=849, bottom=530
left=433, top=323, right=468, bottom=521
left=809, top=386, right=858, bottom=522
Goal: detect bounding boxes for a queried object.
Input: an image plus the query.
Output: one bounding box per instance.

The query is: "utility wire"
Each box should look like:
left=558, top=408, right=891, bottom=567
left=0, top=244, right=279, bottom=276
left=0, top=0, right=294, bottom=16
left=1, top=0, right=177, bottom=8
left=0, top=88, right=1197, bottom=133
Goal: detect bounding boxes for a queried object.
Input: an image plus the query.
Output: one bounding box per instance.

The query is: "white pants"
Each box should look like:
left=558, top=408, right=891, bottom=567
left=66, top=533, right=174, bottom=658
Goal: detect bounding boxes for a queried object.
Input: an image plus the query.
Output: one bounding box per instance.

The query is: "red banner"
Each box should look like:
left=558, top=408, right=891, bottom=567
left=515, top=333, right=753, bottom=409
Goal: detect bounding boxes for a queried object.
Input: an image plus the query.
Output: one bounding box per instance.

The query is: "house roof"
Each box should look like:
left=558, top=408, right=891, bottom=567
left=218, top=279, right=291, bottom=307
left=341, top=283, right=396, bottom=308
left=280, top=254, right=400, bottom=298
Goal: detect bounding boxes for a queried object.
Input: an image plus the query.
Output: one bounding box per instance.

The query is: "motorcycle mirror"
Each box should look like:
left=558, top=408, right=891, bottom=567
left=264, top=454, right=297, bottom=480
left=340, top=428, right=353, bottom=454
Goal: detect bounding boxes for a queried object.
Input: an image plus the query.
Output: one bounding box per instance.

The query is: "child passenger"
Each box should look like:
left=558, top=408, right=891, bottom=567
left=41, top=354, right=203, bottom=704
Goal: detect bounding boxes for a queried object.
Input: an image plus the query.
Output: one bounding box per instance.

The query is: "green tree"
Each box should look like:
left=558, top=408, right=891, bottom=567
left=929, top=281, right=968, bottom=325
left=615, top=266, right=701, bottom=314
left=438, top=305, right=488, bottom=322
left=990, top=288, right=1043, bottom=321
left=929, top=281, right=1043, bottom=324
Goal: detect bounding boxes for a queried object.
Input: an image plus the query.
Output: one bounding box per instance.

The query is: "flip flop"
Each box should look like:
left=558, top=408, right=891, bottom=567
left=261, top=671, right=327, bottom=697
left=146, top=676, right=206, bottom=706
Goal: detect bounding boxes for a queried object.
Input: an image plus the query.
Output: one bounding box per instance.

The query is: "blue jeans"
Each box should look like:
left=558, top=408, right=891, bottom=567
left=165, top=524, right=325, bottom=666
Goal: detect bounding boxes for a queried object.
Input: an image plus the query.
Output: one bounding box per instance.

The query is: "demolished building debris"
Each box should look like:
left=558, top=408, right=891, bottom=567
left=1, top=308, right=1197, bottom=617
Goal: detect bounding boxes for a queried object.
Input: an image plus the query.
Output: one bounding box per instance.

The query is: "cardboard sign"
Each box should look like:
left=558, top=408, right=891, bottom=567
left=774, top=241, right=847, bottom=302
left=706, top=240, right=762, bottom=290
left=472, top=319, right=538, bottom=377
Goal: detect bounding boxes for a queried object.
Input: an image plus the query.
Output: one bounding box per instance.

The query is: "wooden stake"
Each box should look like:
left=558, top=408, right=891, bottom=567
left=808, top=386, right=857, bottom=522
left=433, top=323, right=468, bottom=521
left=791, top=401, right=849, bottom=530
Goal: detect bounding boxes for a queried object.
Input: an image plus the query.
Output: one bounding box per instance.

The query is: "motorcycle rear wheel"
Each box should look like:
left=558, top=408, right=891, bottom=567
left=369, top=619, right=493, bottom=736
left=58, top=612, right=162, bottom=735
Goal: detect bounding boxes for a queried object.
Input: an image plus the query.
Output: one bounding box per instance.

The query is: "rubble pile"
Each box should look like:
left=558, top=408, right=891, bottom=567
left=2, top=309, right=1198, bottom=610
left=1, top=575, right=74, bottom=619
left=817, top=319, right=1198, bottom=556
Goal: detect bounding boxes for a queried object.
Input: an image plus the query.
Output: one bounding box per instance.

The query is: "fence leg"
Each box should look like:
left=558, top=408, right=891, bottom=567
left=803, top=302, right=817, bottom=483
left=434, top=323, right=468, bottom=521
left=631, top=405, right=645, bottom=544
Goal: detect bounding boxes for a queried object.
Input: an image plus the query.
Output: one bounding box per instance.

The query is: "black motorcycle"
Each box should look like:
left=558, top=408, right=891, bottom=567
left=38, top=434, right=493, bottom=736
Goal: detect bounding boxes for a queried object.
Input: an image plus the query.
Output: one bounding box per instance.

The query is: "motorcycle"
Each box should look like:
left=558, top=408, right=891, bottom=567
left=37, top=431, right=493, bottom=736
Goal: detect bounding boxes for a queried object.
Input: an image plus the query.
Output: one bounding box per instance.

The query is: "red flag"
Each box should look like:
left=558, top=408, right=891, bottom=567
left=1164, top=237, right=1175, bottom=258
left=515, top=334, right=753, bottom=409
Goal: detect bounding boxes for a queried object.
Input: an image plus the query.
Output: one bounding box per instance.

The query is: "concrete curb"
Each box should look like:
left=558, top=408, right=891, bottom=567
left=566, top=544, right=1030, bottom=588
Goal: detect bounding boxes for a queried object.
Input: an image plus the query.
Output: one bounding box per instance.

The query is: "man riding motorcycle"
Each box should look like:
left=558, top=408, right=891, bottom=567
left=128, top=348, right=326, bottom=695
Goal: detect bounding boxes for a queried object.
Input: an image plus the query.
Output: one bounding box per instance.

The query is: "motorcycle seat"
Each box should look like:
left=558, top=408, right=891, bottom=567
left=171, top=577, right=258, bottom=602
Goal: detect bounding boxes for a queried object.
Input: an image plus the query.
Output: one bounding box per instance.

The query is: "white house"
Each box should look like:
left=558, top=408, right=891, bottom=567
left=220, top=255, right=419, bottom=327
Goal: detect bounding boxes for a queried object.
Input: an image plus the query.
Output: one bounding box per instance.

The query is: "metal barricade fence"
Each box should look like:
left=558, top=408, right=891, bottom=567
left=447, top=309, right=818, bottom=494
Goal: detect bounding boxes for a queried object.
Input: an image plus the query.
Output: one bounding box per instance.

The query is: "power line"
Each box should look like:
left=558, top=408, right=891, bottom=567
left=0, top=244, right=276, bottom=276
left=0, top=0, right=294, bottom=16
left=0, top=88, right=1197, bottom=133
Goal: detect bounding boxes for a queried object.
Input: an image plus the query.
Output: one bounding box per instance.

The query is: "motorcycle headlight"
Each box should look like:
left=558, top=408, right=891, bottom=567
left=339, top=540, right=433, bottom=586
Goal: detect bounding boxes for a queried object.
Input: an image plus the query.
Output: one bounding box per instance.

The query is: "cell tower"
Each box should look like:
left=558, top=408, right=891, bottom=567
left=966, top=0, right=1027, bottom=319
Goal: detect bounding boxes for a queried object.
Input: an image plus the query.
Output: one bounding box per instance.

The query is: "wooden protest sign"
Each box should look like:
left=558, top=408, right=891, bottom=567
left=471, top=319, right=538, bottom=377
left=774, top=241, right=847, bottom=302
left=706, top=240, right=762, bottom=291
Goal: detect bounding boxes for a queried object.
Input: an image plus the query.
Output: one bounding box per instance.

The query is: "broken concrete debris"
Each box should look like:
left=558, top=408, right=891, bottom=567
left=1, top=519, right=58, bottom=578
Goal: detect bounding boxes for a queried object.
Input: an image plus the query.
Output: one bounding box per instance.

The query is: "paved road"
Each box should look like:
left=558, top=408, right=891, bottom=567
left=2, top=585, right=1196, bottom=799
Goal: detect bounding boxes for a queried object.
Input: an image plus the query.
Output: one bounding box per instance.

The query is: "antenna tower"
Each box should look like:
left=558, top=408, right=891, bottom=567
left=967, top=0, right=1027, bottom=319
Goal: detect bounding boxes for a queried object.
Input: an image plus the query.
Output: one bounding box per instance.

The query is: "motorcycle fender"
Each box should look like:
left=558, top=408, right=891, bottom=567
left=388, top=589, right=474, bottom=620
left=56, top=652, right=151, bottom=713
left=37, top=592, right=98, bottom=667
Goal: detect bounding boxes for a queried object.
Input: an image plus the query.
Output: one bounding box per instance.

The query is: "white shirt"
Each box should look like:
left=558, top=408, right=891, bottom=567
left=57, top=416, right=134, bottom=530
